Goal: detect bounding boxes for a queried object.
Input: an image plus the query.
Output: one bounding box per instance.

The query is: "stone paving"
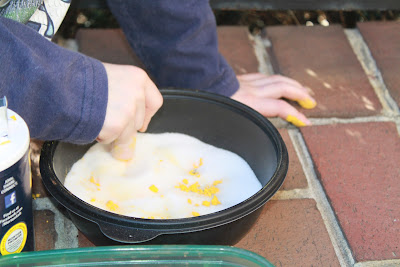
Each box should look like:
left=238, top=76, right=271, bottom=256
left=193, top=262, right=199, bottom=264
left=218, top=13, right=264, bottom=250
left=29, top=21, right=400, bottom=267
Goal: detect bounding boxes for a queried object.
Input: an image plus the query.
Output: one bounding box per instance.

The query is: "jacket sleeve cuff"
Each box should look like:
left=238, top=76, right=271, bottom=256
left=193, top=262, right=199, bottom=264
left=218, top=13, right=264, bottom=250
left=64, top=58, right=108, bottom=144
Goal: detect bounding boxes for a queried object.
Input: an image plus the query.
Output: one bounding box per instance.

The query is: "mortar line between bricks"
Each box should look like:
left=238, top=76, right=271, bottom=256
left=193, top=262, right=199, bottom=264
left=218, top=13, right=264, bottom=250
left=309, top=115, right=398, bottom=125
left=33, top=197, right=79, bottom=249
left=254, top=28, right=354, bottom=265
left=310, top=115, right=400, bottom=137
left=271, top=188, right=312, bottom=200
left=354, top=259, right=400, bottom=267
left=288, top=129, right=355, bottom=267
left=249, top=33, right=275, bottom=76
left=344, top=29, right=400, bottom=116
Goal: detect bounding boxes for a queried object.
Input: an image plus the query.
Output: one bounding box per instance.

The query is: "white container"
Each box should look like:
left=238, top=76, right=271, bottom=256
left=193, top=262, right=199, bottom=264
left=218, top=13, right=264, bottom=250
left=0, top=108, right=34, bottom=255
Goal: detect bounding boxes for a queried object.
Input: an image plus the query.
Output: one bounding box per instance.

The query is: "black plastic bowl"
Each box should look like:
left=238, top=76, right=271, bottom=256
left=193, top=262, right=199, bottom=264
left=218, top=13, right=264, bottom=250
left=40, top=89, right=288, bottom=245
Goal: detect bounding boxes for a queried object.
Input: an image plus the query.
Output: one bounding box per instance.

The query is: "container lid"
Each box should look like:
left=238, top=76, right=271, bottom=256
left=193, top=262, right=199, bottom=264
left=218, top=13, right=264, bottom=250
left=0, top=245, right=274, bottom=267
left=0, top=109, right=30, bottom=171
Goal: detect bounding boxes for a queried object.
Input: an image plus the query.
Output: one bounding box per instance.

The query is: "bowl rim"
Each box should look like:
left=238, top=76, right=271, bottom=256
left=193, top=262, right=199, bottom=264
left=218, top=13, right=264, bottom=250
left=39, top=89, right=288, bottom=241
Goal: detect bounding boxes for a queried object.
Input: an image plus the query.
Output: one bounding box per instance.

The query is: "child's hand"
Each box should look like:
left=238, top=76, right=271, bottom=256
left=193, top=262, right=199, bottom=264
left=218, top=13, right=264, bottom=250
left=97, top=63, right=163, bottom=161
left=232, top=73, right=316, bottom=127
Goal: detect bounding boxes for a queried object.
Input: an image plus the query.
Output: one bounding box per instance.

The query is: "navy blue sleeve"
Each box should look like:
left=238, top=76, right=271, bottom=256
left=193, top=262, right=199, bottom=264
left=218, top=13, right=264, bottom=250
left=107, top=0, right=239, bottom=97
left=0, top=17, right=108, bottom=144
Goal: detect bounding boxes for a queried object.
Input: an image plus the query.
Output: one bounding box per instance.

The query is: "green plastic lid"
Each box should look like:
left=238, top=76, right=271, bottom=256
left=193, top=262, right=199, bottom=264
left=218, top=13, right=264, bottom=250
left=0, top=245, right=274, bottom=267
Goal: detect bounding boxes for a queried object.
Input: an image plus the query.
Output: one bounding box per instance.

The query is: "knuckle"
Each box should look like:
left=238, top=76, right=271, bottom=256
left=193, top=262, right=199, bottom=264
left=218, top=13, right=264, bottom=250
left=270, top=74, right=282, bottom=80
left=133, top=67, right=148, bottom=79
left=155, top=93, right=163, bottom=109
left=125, top=105, right=136, bottom=119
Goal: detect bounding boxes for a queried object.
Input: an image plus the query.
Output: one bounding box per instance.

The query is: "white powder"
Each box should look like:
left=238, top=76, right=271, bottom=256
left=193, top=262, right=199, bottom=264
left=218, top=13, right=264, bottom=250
left=64, top=132, right=262, bottom=219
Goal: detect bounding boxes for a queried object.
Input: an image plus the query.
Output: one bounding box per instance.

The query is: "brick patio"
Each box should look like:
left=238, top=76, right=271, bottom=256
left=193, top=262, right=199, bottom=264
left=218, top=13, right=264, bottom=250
left=30, top=21, right=400, bottom=266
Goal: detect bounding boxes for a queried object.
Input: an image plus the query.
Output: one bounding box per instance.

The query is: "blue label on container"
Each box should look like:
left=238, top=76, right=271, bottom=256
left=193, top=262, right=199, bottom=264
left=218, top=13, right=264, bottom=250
left=0, top=151, right=34, bottom=254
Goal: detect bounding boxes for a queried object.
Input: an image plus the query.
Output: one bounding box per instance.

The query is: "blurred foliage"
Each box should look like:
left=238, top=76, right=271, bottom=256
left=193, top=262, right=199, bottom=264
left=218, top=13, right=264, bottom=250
left=57, top=8, right=400, bottom=38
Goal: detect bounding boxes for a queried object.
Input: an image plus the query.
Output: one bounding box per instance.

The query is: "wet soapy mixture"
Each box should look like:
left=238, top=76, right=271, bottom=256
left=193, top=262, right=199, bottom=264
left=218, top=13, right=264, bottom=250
left=64, top=133, right=262, bottom=219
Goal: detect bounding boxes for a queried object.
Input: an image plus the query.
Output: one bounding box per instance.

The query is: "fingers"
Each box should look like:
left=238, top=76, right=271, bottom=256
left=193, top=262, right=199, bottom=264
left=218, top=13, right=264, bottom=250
left=238, top=73, right=304, bottom=90
left=97, top=63, right=163, bottom=161
left=234, top=72, right=316, bottom=127
left=237, top=73, right=317, bottom=110
left=249, top=98, right=312, bottom=127
left=111, top=126, right=138, bottom=161
left=139, top=79, right=163, bottom=132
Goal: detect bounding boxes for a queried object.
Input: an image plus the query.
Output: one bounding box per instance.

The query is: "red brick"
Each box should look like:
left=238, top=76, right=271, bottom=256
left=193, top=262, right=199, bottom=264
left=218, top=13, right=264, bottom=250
left=30, top=139, right=48, bottom=198
left=75, top=27, right=259, bottom=75
left=78, top=232, right=95, bottom=248
left=301, top=122, right=400, bottom=261
left=236, top=199, right=339, bottom=266
left=33, top=210, right=56, bottom=251
left=217, top=26, right=259, bottom=74
left=266, top=25, right=382, bottom=118
left=278, top=129, right=308, bottom=190
left=75, top=29, right=145, bottom=68
left=358, top=21, right=400, bottom=108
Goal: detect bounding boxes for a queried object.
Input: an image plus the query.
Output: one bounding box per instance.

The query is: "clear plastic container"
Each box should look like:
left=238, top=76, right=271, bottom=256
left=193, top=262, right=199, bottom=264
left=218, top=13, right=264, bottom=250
left=0, top=245, right=274, bottom=267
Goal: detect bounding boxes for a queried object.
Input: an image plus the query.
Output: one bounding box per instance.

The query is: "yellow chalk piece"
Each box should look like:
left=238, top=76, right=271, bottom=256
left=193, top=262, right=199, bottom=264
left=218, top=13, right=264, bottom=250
left=89, top=176, right=100, bottom=187
left=211, top=195, right=221, bottom=206
left=187, top=198, right=192, bottom=204
left=286, top=115, right=306, bottom=127
left=191, top=158, right=203, bottom=173
left=149, top=185, right=159, bottom=193
left=10, top=115, right=17, bottom=121
left=90, top=198, right=96, bottom=202
left=202, top=201, right=210, bottom=207
left=178, top=184, right=189, bottom=192
left=106, top=200, right=119, bottom=211
left=212, top=180, right=222, bottom=186
left=182, top=179, right=188, bottom=184
left=189, top=169, right=198, bottom=176
left=206, top=186, right=219, bottom=195
left=297, top=98, right=317, bottom=109
left=192, top=211, right=200, bottom=217
left=195, top=204, right=199, bottom=207
left=0, top=140, right=11, bottom=146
